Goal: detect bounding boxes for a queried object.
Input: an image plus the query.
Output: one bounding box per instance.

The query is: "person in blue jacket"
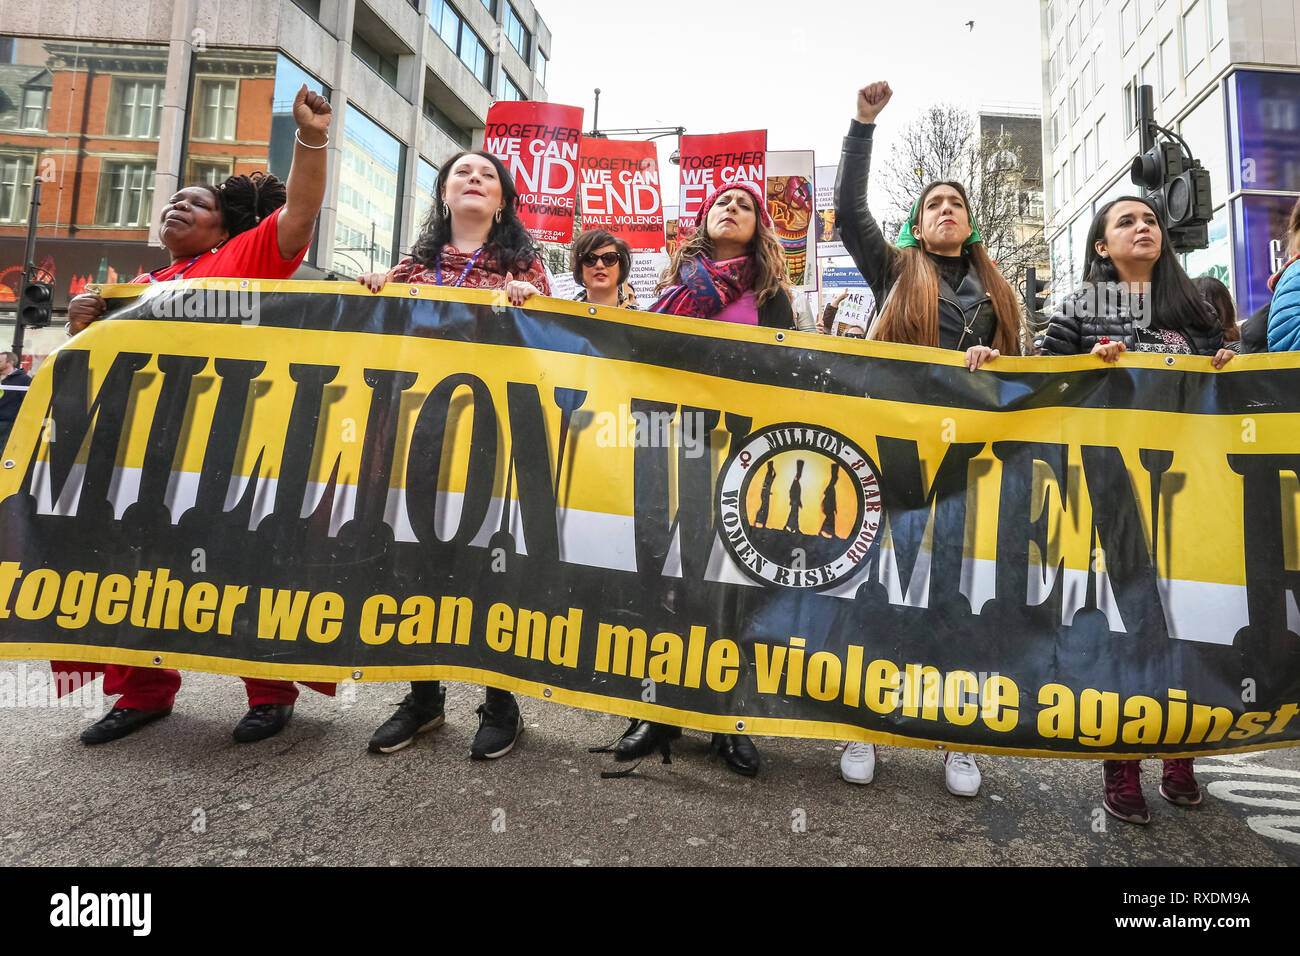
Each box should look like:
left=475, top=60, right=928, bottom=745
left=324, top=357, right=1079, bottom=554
left=1267, top=197, right=1300, bottom=351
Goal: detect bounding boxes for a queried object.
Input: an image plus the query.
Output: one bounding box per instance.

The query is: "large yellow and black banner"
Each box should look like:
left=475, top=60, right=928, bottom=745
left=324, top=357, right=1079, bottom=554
left=1, top=280, right=1298, bottom=759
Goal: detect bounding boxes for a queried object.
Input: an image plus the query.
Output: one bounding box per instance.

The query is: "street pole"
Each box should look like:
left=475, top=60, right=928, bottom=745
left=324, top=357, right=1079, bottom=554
left=369, top=221, right=376, bottom=273
left=12, top=175, right=43, bottom=357
left=1136, top=84, right=1155, bottom=162
left=592, top=88, right=600, bottom=137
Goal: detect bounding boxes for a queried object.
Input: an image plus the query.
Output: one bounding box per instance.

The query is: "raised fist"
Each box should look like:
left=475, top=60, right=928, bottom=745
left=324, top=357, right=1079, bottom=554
left=856, top=82, right=893, bottom=124
left=293, top=85, right=332, bottom=139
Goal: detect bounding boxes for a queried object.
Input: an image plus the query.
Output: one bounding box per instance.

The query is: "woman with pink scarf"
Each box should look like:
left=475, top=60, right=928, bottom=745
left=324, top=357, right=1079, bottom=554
left=650, top=181, right=793, bottom=328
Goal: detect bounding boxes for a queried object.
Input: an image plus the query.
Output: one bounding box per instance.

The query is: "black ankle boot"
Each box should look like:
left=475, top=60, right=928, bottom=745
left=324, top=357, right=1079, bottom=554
left=612, top=720, right=681, bottom=762
left=712, top=732, right=760, bottom=777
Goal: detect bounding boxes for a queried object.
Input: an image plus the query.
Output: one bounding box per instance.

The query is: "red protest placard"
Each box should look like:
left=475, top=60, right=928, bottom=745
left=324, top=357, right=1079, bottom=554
left=677, top=130, right=767, bottom=234
left=578, top=138, right=666, bottom=252
left=484, top=101, right=585, bottom=243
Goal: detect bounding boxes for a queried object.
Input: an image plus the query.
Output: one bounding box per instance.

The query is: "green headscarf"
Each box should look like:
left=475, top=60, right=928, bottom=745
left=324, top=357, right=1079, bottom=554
left=895, top=189, right=983, bottom=250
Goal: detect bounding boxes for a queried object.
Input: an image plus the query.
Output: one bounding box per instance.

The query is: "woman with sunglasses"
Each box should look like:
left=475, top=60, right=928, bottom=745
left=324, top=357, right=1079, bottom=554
left=359, top=149, right=549, bottom=762
left=570, top=230, right=636, bottom=309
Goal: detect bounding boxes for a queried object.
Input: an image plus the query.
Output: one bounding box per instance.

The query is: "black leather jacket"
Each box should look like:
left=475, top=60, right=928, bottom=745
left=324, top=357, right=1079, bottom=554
left=1042, top=286, right=1224, bottom=356
left=835, top=121, right=998, bottom=351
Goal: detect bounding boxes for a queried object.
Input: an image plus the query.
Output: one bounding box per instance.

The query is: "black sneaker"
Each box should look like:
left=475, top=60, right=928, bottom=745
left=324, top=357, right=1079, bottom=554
left=368, top=690, right=445, bottom=754
left=470, top=692, right=523, bottom=760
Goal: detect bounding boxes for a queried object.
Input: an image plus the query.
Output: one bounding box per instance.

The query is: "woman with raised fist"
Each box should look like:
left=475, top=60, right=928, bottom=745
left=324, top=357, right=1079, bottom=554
left=70, top=85, right=337, bottom=748
left=833, top=80, right=1029, bottom=797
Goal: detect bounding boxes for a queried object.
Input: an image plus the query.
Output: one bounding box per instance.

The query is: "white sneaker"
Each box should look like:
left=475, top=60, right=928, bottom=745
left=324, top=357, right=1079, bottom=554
left=840, top=741, right=876, bottom=784
left=942, top=751, right=981, bottom=797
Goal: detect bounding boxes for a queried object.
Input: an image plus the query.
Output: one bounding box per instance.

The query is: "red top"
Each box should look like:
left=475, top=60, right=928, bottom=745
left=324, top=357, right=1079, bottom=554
left=133, top=207, right=309, bottom=283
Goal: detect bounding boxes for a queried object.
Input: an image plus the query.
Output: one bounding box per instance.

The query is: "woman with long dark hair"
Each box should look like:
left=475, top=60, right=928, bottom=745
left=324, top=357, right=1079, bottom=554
left=833, top=80, right=1027, bottom=797
left=360, top=149, right=549, bottom=761
left=67, top=86, right=335, bottom=747
left=359, top=149, right=548, bottom=304
left=1043, top=197, right=1232, bottom=823
left=1043, top=196, right=1232, bottom=369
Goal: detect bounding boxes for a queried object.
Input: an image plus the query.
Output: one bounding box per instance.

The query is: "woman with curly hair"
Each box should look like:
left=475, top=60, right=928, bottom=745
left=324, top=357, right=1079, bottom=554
left=360, top=149, right=549, bottom=762
left=67, top=85, right=335, bottom=747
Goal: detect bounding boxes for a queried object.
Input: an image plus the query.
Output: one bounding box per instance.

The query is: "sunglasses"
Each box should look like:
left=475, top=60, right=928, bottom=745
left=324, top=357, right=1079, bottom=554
left=581, top=252, right=621, bottom=268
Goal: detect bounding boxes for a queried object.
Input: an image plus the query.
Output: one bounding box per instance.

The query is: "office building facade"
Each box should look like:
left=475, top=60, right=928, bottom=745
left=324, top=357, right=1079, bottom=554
left=1040, top=0, right=1300, bottom=315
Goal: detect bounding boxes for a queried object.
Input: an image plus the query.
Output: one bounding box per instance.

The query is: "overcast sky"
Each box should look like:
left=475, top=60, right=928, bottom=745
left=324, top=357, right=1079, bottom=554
left=538, top=0, right=1045, bottom=205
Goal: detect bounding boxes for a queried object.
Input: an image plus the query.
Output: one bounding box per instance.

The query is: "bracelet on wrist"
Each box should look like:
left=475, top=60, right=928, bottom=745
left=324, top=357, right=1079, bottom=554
left=295, top=129, right=329, bottom=149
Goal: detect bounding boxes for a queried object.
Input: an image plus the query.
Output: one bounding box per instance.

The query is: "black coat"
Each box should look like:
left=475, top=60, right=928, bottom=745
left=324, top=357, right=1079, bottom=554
left=834, top=121, right=1001, bottom=352
left=1042, top=286, right=1224, bottom=357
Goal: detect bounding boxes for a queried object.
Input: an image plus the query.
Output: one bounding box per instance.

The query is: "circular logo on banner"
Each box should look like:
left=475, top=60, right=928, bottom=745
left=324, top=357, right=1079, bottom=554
left=717, top=424, right=882, bottom=590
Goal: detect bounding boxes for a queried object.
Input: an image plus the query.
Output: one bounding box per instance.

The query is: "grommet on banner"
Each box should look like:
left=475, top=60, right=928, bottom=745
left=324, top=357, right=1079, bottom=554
left=1165, top=356, right=1176, bottom=366
left=408, top=286, right=419, bottom=296
left=152, top=656, right=162, bottom=665
left=775, top=332, right=786, bottom=343
left=735, top=720, right=745, bottom=732
left=239, top=279, right=249, bottom=289
left=2, top=460, right=12, bottom=469
left=352, top=670, right=362, bottom=680
left=543, top=687, right=553, bottom=698
left=588, top=307, right=597, bottom=316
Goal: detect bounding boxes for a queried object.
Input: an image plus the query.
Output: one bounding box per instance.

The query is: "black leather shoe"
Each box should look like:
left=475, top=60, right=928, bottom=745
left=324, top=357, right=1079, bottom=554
left=232, top=704, right=294, bottom=743
left=613, top=721, right=681, bottom=761
left=712, top=733, right=760, bottom=777
left=81, top=707, right=172, bottom=745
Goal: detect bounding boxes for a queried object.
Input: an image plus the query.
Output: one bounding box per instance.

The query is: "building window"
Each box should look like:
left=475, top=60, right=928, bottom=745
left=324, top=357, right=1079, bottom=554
left=1138, top=0, right=1153, bottom=27
left=480, top=0, right=494, bottom=12
left=1067, top=16, right=1078, bottom=58
left=0, top=154, right=34, bottom=223
left=107, top=79, right=164, bottom=139
left=498, top=68, right=524, bottom=102
left=430, top=0, right=492, bottom=88
left=353, top=31, right=400, bottom=88
left=186, top=158, right=233, bottom=186
left=1072, top=147, right=1081, bottom=192
left=504, top=5, right=531, bottom=60
left=20, top=87, right=50, bottom=130
left=537, top=50, right=547, bottom=87
left=1092, top=47, right=1103, bottom=94
left=1123, top=81, right=1134, bottom=130
left=1069, top=81, right=1079, bottom=123
left=1159, top=32, right=1176, bottom=98
left=1208, top=0, right=1225, bottom=47
left=409, top=157, right=438, bottom=247
left=1140, top=54, right=1155, bottom=96
left=1120, top=0, right=1136, bottom=50
left=192, top=79, right=238, bottom=141
left=1053, top=168, right=1064, bottom=214
left=1182, top=1, right=1205, bottom=75
left=97, top=160, right=156, bottom=226
left=1047, top=0, right=1059, bottom=32
left=334, top=107, right=403, bottom=277
left=423, top=97, right=472, bottom=148
left=1083, top=131, right=1093, bottom=180
left=291, top=0, right=322, bottom=18
left=1093, top=115, right=1105, bottom=169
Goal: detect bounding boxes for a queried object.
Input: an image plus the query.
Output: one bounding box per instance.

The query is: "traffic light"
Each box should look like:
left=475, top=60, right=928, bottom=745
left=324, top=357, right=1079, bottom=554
left=1130, top=86, right=1214, bottom=253
left=18, top=280, right=52, bottom=328
left=1024, top=267, right=1051, bottom=326
left=1130, top=141, right=1185, bottom=221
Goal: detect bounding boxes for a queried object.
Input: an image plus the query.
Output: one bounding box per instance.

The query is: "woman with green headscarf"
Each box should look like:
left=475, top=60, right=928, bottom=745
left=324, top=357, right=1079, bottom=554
left=835, top=81, right=1027, bottom=371
left=832, top=81, right=1028, bottom=799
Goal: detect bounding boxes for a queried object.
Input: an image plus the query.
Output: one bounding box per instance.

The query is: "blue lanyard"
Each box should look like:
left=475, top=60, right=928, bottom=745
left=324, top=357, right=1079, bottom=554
left=435, top=248, right=483, bottom=287
left=147, top=253, right=204, bottom=283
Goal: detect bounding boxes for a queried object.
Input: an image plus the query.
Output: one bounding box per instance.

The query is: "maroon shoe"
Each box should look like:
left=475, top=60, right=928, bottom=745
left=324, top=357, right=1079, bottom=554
left=1160, top=758, right=1202, bottom=806
left=1102, top=759, right=1150, bottom=824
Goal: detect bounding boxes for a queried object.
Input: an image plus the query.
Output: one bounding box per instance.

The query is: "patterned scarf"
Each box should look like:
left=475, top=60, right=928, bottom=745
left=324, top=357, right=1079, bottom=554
left=650, top=255, right=756, bottom=321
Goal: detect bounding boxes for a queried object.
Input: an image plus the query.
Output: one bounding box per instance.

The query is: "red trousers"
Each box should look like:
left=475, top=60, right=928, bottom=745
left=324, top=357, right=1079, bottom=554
left=103, top=665, right=299, bottom=709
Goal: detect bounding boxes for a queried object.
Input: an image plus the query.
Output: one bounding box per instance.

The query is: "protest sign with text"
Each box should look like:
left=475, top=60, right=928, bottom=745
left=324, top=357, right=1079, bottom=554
left=579, top=138, right=665, bottom=251
left=484, top=101, right=584, bottom=243
left=677, top=130, right=767, bottom=238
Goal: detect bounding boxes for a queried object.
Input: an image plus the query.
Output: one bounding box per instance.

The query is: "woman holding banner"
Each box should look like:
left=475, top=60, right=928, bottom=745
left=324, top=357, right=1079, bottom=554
left=359, top=149, right=549, bottom=761
left=598, top=181, right=791, bottom=780
left=834, top=80, right=1028, bottom=798
left=649, top=180, right=794, bottom=330
left=1042, top=196, right=1232, bottom=825
left=569, top=230, right=636, bottom=309
left=65, top=85, right=336, bottom=747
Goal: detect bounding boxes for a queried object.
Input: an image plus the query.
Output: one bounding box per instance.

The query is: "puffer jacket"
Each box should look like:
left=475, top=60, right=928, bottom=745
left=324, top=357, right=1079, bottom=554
left=1267, top=256, right=1300, bottom=351
left=835, top=121, right=1000, bottom=352
left=1042, top=285, right=1223, bottom=356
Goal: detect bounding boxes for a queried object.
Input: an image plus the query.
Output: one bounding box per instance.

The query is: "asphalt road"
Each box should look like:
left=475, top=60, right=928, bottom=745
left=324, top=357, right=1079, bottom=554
left=2, top=663, right=1298, bottom=867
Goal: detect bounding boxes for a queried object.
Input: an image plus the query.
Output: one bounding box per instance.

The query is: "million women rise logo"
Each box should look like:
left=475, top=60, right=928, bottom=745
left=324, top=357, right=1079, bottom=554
left=717, top=424, right=882, bottom=589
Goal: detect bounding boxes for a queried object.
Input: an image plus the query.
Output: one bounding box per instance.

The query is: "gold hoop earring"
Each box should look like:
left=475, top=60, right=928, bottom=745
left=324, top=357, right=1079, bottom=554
left=495, top=208, right=503, bottom=224
left=441, top=201, right=449, bottom=219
